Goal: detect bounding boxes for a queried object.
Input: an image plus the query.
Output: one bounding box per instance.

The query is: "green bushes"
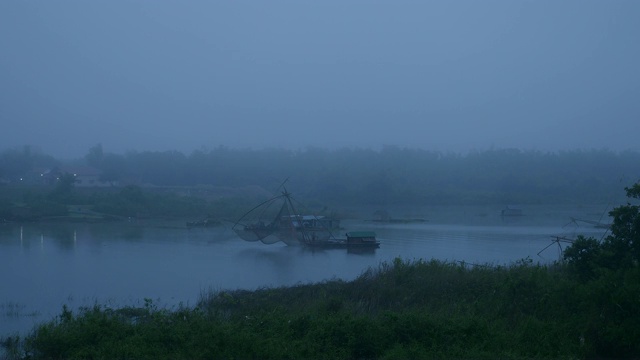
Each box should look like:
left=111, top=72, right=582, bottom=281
left=564, top=182, right=639, bottom=274
left=5, top=258, right=637, bottom=359
left=559, top=181, right=640, bottom=358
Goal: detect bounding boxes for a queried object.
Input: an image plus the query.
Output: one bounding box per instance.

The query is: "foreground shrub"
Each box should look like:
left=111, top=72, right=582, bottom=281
left=4, top=258, right=638, bottom=359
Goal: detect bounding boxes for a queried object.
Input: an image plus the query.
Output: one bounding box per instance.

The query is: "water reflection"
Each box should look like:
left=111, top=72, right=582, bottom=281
left=87, top=222, right=145, bottom=242
left=238, top=246, right=297, bottom=267
left=237, top=247, right=295, bottom=285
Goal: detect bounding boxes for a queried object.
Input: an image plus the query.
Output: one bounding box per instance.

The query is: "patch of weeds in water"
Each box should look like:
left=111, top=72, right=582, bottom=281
left=0, top=302, right=27, bottom=318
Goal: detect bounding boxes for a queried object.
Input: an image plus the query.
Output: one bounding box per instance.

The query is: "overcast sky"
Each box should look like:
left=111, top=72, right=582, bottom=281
left=1, top=1, right=639, bottom=158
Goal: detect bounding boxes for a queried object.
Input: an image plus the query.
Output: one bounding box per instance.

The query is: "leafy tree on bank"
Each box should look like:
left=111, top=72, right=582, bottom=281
left=607, top=182, right=640, bottom=265
left=562, top=181, right=640, bottom=357
left=564, top=181, right=640, bottom=276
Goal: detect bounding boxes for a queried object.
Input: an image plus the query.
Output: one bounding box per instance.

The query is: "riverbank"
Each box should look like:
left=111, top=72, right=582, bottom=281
left=2, top=258, right=637, bottom=359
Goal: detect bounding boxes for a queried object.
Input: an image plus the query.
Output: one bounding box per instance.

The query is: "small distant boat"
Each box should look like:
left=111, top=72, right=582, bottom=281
left=501, top=206, right=523, bottom=217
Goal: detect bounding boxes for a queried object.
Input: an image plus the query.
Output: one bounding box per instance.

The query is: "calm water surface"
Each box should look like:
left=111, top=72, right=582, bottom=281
left=1, top=204, right=609, bottom=337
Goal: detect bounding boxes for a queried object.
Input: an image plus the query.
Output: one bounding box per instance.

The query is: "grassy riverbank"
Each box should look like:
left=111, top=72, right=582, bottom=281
left=0, top=184, right=260, bottom=224
left=2, top=258, right=638, bottom=359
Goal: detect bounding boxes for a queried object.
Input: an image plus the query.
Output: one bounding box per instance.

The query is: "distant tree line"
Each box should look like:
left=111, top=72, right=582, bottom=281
left=2, top=144, right=639, bottom=206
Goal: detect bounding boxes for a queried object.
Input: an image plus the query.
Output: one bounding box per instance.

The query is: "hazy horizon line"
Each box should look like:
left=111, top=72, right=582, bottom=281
left=3, top=143, right=639, bottom=161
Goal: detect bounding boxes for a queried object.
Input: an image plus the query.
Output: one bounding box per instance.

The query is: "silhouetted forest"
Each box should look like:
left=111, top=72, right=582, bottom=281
left=1, top=145, right=639, bottom=206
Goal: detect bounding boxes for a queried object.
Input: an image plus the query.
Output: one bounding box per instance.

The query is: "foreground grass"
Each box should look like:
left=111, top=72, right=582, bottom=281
left=3, top=258, right=639, bottom=359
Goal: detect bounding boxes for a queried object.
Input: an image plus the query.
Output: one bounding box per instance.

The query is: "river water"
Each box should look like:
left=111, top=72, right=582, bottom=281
left=0, top=203, right=610, bottom=337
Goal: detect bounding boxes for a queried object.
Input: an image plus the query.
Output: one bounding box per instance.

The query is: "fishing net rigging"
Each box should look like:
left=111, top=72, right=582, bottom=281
left=232, top=188, right=336, bottom=246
